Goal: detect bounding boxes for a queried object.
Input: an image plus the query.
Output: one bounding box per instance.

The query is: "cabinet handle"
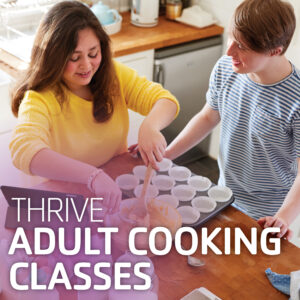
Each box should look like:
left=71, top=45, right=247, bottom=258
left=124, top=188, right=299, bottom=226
left=154, top=60, right=165, bottom=86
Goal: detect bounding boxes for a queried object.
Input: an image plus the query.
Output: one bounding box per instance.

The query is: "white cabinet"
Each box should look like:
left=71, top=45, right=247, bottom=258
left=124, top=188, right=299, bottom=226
left=115, top=49, right=154, bottom=146
left=0, top=70, right=16, bottom=134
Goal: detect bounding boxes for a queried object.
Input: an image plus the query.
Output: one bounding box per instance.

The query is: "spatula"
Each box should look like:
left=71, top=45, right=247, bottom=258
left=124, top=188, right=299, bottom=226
left=133, top=164, right=153, bottom=218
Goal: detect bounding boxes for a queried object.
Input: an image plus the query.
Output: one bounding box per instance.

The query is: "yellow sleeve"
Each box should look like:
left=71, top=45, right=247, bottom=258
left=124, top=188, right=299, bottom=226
left=9, top=90, right=53, bottom=175
left=114, top=60, right=180, bottom=117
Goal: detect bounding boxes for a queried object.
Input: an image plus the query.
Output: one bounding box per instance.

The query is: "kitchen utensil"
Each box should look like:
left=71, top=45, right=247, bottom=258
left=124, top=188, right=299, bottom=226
left=134, top=184, right=159, bottom=199
left=133, top=165, right=157, bottom=180
left=168, top=166, right=191, bottom=181
left=208, top=186, right=233, bottom=202
left=103, top=12, right=122, bottom=35
left=131, top=0, right=159, bottom=27
left=191, top=196, right=217, bottom=213
left=177, top=206, right=200, bottom=224
left=132, top=164, right=153, bottom=217
left=156, top=194, right=179, bottom=208
left=115, top=173, right=139, bottom=190
left=188, top=176, right=212, bottom=191
left=107, top=197, right=182, bottom=255
left=187, top=255, right=205, bottom=267
left=182, top=245, right=205, bottom=267
left=91, top=2, right=119, bottom=25
left=152, top=175, right=175, bottom=191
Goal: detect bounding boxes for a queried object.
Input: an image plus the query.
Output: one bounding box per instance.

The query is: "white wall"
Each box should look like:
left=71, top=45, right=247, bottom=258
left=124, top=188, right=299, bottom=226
left=193, top=0, right=300, bottom=66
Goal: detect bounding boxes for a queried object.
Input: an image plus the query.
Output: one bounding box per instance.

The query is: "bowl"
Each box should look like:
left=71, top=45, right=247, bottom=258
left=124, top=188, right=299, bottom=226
left=152, top=175, right=175, bottom=191
left=133, top=165, right=157, bottom=180
left=156, top=158, right=173, bottom=172
left=188, top=176, right=211, bottom=191
left=107, top=198, right=182, bottom=255
left=134, top=184, right=159, bottom=199
left=191, top=196, right=217, bottom=213
left=208, top=186, right=233, bottom=202
left=103, top=14, right=122, bottom=35
left=177, top=206, right=200, bottom=224
left=156, top=194, right=179, bottom=208
left=171, top=185, right=196, bottom=201
left=168, top=166, right=191, bottom=181
left=115, top=174, right=139, bottom=190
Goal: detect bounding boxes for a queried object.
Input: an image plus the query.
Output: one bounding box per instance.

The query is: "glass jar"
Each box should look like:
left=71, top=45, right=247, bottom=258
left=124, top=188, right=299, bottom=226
left=166, top=0, right=182, bottom=20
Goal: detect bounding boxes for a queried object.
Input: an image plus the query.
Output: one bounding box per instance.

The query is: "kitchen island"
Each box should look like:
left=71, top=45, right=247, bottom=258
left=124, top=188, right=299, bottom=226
left=0, top=12, right=223, bottom=78
left=0, top=153, right=299, bottom=300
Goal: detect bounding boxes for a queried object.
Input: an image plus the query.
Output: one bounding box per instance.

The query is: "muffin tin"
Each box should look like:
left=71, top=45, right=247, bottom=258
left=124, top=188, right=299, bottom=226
left=115, top=158, right=234, bottom=228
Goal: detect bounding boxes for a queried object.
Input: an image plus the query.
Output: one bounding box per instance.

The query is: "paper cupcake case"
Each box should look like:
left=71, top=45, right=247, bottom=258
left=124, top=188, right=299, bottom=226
left=116, top=160, right=234, bottom=228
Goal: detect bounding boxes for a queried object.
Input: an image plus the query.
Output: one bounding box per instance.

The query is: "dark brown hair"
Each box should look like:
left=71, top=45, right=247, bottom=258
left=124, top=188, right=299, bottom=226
left=12, top=0, right=119, bottom=122
left=233, top=0, right=296, bottom=54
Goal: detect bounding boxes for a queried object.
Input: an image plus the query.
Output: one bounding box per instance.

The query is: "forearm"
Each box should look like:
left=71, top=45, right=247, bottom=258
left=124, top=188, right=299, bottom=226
left=141, top=98, right=178, bottom=131
left=275, top=173, right=300, bottom=225
left=166, top=104, right=220, bottom=160
left=30, top=148, right=97, bottom=184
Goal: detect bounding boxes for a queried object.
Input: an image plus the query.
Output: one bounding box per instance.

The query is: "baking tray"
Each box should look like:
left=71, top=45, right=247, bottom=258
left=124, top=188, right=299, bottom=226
left=118, top=162, right=234, bottom=228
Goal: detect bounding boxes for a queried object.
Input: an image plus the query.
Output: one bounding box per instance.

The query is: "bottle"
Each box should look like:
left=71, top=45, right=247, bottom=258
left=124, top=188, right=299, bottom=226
left=165, top=0, right=182, bottom=20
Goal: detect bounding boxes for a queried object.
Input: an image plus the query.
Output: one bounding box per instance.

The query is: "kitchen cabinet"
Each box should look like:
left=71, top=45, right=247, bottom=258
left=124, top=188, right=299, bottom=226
left=0, top=70, right=15, bottom=134
left=115, top=49, right=154, bottom=146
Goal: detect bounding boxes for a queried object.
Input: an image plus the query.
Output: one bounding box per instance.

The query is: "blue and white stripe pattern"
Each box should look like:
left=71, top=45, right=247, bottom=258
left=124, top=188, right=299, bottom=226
left=207, top=55, right=300, bottom=219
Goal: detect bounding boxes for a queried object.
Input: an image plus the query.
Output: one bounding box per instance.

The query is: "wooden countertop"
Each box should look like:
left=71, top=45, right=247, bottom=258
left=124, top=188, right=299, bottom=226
left=1, top=153, right=299, bottom=300
left=111, top=12, right=224, bottom=56
left=0, top=12, right=223, bottom=78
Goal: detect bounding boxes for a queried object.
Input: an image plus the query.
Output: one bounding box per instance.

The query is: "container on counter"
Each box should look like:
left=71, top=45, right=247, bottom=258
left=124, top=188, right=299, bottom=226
left=165, top=0, right=182, bottom=20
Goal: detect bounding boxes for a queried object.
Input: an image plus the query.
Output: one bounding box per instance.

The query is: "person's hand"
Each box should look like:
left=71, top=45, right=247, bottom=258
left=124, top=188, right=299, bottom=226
left=128, top=143, right=139, bottom=156
left=138, top=125, right=167, bottom=170
left=257, top=216, right=293, bottom=240
left=91, top=171, right=122, bottom=214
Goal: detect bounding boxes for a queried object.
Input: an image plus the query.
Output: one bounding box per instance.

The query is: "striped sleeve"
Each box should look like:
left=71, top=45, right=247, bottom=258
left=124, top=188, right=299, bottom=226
left=206, top=60, right=220, bottom=111
left=292, top=111, right=300, bottom=157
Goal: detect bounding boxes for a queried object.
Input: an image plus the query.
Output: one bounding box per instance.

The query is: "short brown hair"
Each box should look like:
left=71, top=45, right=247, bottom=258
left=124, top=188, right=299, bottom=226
left=232, top=0, right=296, bottom=54
left=12, top=1, right=119, bottom=122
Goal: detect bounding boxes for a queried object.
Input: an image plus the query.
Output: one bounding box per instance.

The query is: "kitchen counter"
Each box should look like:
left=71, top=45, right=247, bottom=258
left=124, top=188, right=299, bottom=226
left=111, top=12, right=224, bottom=56
left=0, top=12, right=223, bottom=78
left=1, top=153, right=299, bottom=300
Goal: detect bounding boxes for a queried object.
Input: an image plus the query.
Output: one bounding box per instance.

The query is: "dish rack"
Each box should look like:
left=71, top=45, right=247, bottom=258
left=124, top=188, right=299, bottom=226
left=0, top=0, right=59, bottom=62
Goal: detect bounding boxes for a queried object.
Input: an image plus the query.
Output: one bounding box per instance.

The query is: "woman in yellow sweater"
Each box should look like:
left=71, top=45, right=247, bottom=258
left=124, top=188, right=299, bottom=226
left=9, top=1, right=179, bottom=213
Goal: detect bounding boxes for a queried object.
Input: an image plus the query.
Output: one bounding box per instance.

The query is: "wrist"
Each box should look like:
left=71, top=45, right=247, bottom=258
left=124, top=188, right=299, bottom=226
left=274, top=211, right=290, bottom=226
left=87, top=168, right=103, bottom=193
left=141, top=118, right=159, bottom=132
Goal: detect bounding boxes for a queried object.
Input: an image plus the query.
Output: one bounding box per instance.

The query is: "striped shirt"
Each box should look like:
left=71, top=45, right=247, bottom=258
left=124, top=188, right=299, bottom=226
left=207, top=55, right=300, bottom=220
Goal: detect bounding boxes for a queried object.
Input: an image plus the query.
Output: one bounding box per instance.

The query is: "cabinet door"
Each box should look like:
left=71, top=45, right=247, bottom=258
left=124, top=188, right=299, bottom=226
left=115, top=49, right=154, bottom=145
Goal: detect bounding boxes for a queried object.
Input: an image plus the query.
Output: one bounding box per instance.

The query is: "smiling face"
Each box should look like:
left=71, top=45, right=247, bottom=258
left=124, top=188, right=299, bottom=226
left=226, top=30, right=271, bottom=75
left=62, top=27, right=102, bottom=95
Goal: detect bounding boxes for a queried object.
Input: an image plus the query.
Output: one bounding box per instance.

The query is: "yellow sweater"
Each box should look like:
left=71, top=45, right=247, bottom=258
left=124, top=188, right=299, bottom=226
left=10, top=61, right=179, bottom=175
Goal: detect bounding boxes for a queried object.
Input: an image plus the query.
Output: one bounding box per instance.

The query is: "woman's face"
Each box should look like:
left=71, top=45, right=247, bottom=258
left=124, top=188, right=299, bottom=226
left=63, top=27, right=102, bottom=93
left=226, top=31, right=270, bottom=74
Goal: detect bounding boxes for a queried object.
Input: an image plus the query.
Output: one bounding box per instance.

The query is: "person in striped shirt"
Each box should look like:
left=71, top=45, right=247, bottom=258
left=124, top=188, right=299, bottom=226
left=166, top=0, right=300, bottom=240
